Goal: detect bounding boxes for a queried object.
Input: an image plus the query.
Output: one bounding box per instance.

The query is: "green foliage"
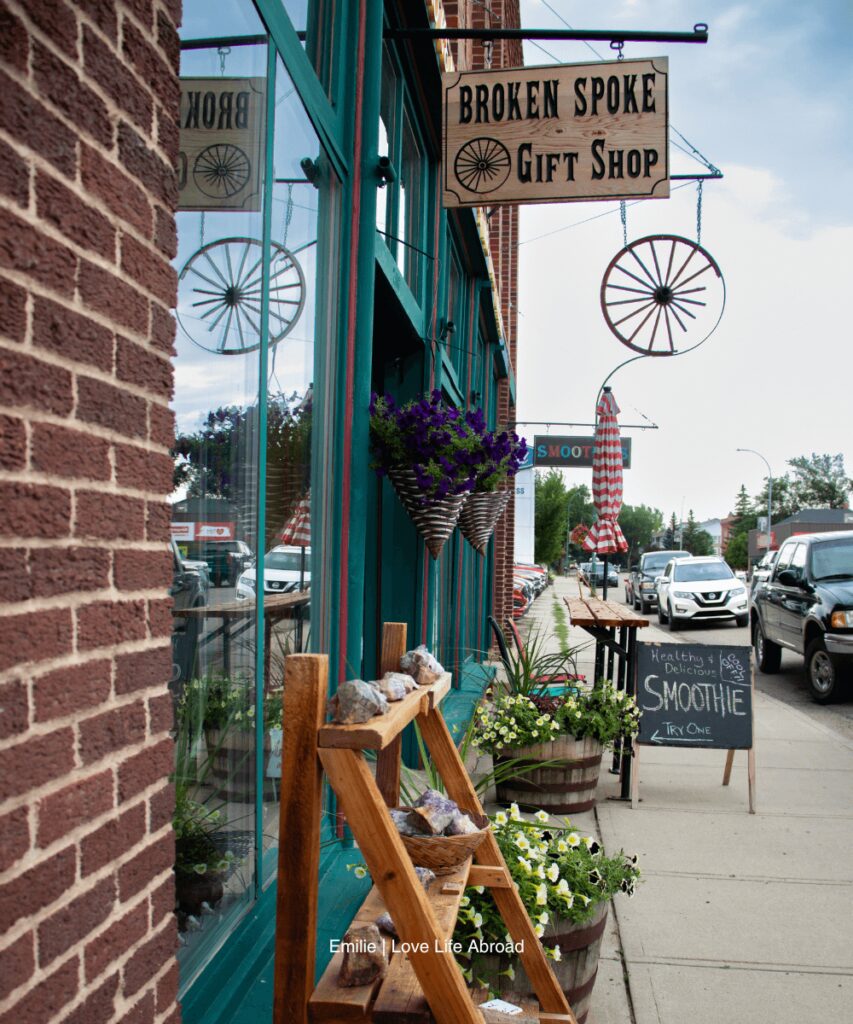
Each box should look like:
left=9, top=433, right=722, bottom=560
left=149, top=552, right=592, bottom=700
left=453, top=810, right=640, bottom=970
left=473, top=683, right=640, bottom=755
left=173, top=792, right=234, bottom=878
left=172, top=392, right=312, bottom=550
left=178, top=674, right=282, bottom=732
left=788, top=453, right=851, bottom=509
left=681, top=510, right=714, bottom=556
left=725, top=531, right=749, bottom=570
left=497, top=625, right=580, bottom=699
left=534, top=470, right=570, bottom=567
left=662, top=511, right=678, bottom=549
left=565, top=484, right=595, bottom=560
left=619, top=503, right=664, bottom=565
left=752, top=473, right=796, bottom=522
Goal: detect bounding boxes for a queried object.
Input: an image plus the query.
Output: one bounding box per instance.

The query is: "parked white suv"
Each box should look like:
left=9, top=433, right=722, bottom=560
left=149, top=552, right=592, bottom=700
left=656, top=556, right=749, bottom=630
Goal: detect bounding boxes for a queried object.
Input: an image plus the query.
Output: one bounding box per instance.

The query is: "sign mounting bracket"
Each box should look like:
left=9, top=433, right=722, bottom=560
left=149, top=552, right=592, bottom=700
left=385, top=24, right=709, bottom=44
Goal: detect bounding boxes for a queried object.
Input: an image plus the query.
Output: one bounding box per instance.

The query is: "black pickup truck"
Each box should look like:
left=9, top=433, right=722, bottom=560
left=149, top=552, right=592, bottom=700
left=625, top=549, right=690, bottom=613
left=751, top=531, right=853, bottom=703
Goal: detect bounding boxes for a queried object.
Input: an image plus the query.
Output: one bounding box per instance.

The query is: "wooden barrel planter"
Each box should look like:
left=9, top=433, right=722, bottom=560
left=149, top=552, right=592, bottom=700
left=494, top=735, right=603, bottom=813
left=478, top=902, right=609, bottom=1024
left=204, top=728, right=278, bottom=800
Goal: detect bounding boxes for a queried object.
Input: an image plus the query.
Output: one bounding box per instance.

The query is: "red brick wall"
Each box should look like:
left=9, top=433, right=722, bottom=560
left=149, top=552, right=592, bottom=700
left=0, top=2, right=181, bottom=1021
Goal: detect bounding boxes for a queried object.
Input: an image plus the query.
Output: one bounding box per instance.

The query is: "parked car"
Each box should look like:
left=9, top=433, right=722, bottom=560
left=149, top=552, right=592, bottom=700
left=170, top=540, right=209, bottom=684
left=751, top=531, right=853, bottom=703
left=656, top=556, right=748, bottom=629
left=626, top=550, right=690, bottom=613
left=514, top=566, right=546, bottom=595
left=236, top=545, right=310, bottom=600
left=586, top=561, right=619, bottom=588
left=179, top=538, right=253, bottom=587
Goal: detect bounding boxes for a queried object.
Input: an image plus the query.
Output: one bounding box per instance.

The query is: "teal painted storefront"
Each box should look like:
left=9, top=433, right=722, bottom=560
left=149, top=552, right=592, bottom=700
left=173, top=3, right=512, bottom=1018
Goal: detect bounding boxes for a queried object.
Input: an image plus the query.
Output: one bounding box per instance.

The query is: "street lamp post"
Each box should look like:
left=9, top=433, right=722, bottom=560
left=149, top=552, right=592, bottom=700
left=736, top=448, right=773, bottom=560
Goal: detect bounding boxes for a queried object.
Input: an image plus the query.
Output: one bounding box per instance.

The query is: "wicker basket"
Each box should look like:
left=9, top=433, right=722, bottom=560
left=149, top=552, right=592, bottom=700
left=398, top=811, right=489, bottom=875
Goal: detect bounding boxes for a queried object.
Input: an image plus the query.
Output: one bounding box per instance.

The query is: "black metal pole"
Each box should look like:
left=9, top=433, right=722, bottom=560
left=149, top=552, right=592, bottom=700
left=384, top=25, right=709, bottom=44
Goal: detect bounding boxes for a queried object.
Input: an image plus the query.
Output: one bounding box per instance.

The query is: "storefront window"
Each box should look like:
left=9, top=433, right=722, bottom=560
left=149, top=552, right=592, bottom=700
left=280, top=0, right=338, bottom=100
left=172, top=0, right=340, bottom=990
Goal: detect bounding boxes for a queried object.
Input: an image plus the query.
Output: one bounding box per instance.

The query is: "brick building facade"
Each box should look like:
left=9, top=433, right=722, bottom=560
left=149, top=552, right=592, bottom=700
left=0, top=1, right=525, bottom=1020
left=0, top=1, right=181, bottom=1020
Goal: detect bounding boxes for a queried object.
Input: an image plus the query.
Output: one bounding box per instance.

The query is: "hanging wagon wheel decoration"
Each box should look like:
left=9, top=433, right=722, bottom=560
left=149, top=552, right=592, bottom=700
left=177, top=237, right=306, bottom=356
left=454, top=137, right=512, bottom=194
left=193, top=144, right=252, bottom=200
left=600, top=234, right=726, bottom=356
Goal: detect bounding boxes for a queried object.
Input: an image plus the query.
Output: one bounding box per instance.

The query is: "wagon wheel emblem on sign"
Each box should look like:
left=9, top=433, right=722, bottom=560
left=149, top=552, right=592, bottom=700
left=600, top=235, right=726, bottom=356
left=454, top=137, right=512, bottom=194
left=193, top=143, right=252, bottom=199
left=177, top=237, right=306, bottom=355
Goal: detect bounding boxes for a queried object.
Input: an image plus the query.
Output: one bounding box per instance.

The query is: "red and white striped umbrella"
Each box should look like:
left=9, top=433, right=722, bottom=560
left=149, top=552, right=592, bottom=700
left=280, top=493, right=311, bottom=547
left=583, top=389, right=628, bottom=555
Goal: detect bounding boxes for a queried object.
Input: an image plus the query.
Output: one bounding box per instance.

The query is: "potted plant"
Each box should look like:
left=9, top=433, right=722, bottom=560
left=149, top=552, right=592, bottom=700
left=473, top=678, right=641, bottom=813
left=173, top=790, right=235, bottom=920
left=454, top=807, right=639, bottom=1023
left=457, top=414, right=528, bottom=554
left=369, top=390, right=482, bottom=558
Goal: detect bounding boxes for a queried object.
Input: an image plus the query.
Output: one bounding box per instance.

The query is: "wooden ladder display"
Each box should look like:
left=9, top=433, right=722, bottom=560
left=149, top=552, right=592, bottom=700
left=273, top=624, right=576, bottom=1024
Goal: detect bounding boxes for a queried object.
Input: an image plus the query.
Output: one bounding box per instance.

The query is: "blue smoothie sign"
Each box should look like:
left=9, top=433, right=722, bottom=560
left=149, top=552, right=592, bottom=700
left=533, top=435, right=632, bottom=469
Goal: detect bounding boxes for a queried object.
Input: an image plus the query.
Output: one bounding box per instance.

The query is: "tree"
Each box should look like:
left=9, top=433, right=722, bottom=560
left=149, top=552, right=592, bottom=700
left=788, top=453, right=851, bottom=509
left=534, top=469, right=569, bottom=567
left=620, top=503, right=664, bottom=567
left=681, top=510, right=714, bottom=556
left=753, top=473, right=797, bottom=523
left=662, top=512, right=678, bottom=549
left=565, top=484, right=595, bottom=560
left=730, top=484, right=757, bottom=535
left=725, top=531, right=749, bottom=570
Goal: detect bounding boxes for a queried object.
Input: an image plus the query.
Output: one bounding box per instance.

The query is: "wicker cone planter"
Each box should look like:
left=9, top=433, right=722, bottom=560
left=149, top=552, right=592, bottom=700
left=479, top=902, right=609, bottom=1024
left=494, top=735, right=603, bottom=813
left=387, top=466, right=468, bottom=559
left=457, top=488, right=510, bottom=554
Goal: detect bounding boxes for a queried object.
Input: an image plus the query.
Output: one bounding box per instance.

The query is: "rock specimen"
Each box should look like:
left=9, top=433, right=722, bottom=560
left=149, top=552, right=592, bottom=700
left=328, top=679, right=388, bottom=724
left=407, top=788, right=458, bottom=835
left=383, top=670, right=419, bottom=693
left=389, top=808, right=422, bottom=836
left=375, top=912, right=397, bottom=937
left=337, top=923, right=387, bottom=988
left=414, top=866, right=436, bottom=891
left=374, top=868, right=434, bottom=938
left=400, top=645, right=444, bottom=686
left=446, top=812, right=480, bottom=836
left=369, top=674, right=408, bottom=702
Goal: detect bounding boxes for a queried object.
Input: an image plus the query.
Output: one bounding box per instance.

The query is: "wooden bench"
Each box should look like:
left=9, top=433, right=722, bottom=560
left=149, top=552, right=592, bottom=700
left=272, top=623, right=577, bottom=1024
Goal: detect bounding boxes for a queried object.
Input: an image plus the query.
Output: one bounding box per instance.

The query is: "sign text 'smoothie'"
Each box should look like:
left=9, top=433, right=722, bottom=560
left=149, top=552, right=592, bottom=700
left=534, top=435, right=632, bottom=469
left=443, top=58, right=668, bottom=208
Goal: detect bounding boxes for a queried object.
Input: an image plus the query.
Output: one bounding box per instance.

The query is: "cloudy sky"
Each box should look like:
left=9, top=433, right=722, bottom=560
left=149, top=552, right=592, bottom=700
left=516, top=0, right=853, bottom=523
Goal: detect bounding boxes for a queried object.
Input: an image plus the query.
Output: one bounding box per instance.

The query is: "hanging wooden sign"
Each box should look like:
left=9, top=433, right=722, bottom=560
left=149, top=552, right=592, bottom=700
left=178, top=77, right=266, bottom=212
left=442, top=58, right=669, bottom=208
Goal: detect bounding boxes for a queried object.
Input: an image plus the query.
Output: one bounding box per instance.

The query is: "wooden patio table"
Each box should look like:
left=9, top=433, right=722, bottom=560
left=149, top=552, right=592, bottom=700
left=172, top=591, right=310, bottom=683
left=563, top=596, right=649, bottom=800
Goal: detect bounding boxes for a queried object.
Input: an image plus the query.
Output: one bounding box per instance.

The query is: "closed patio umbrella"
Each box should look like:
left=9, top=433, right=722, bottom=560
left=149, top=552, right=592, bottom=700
left=583, top=388, right=628, bottom=598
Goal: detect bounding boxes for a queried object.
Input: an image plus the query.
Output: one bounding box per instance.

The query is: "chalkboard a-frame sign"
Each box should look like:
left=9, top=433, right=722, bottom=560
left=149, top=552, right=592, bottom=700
left=633, top=641, right=755, bottom=812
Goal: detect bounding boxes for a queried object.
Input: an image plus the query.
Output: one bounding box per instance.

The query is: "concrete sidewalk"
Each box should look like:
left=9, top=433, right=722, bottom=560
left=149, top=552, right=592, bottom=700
left=518, top=575, right=853, bottom=1024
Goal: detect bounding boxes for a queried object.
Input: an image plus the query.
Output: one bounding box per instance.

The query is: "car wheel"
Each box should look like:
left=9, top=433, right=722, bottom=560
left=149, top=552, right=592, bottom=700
left=753, top=621, right=781, bottom=674
left=668, top=603, right=682, bottom=631
left=658, top=601, right=668, bottom=625
left=735, top=614, right=749, bottom=628
left=805, top=637, right=850, bottom=704
left=625, top=586, right=632, bottom=605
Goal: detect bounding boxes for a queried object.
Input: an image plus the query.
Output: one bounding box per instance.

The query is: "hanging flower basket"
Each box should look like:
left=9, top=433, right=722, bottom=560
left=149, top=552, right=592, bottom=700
left=457, top=487, right=511, bottom=554
left=387, top=466, right=468, bottom=560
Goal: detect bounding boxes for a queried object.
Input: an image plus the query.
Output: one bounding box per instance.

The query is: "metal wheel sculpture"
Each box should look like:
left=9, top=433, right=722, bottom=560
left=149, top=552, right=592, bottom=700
left=454, top=137, right=512, bottom=194
left=193, top=144, right=251, bottom=200
left=177, top=237, right=306, bottom=355
left=600, top=234, right=726, bottom=356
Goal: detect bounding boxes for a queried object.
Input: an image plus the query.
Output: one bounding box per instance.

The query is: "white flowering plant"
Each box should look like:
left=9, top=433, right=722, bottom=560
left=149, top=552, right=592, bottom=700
left=473, top=682, right=641, bottom=755
left=453, top=806, right=639, bottom=979
left=471, top=693, right=562, bottom=753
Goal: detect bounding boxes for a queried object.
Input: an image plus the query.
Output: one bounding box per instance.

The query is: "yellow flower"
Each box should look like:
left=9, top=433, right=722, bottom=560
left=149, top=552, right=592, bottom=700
left=547, top=863, right=560, bottom=882
left=509, top=803, right=522, bottom=821
left=534, top=923, right=545, bottom=938
left=538, top=911, right=549, bottom=925
left=557, top=840, right=569, bottom=854
left=552, top=945, right=562, bottom=962
left=515, top=834, right=530, bottom=852
left=494, top=811, right=508, bottom=826
left=534, top=810, right=549, bottom=824
left=567, top=832, right=581, bottom=847
left=535, top=883, right=547, bottom=906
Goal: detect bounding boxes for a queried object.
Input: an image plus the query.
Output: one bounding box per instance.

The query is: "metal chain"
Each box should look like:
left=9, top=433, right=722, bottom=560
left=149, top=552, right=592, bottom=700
left=610, top=40, right=625, bottom=60
left=282, top=183, right=294, bottom=247
left=696, top=179, right=704, bottom=245
left=620, top=200, right=627, bottom=247
left=218, top=46, right=231, bottom=76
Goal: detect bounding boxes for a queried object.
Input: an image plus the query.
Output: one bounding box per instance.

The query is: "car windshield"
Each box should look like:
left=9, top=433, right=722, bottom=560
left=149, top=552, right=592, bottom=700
left=265, top=551, right=304, bottom=571
left=673, top=561, right=733, bottom=582
left=643, top=556, right=670, bottom=574
left=811, top=539, right=853, bottom=580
